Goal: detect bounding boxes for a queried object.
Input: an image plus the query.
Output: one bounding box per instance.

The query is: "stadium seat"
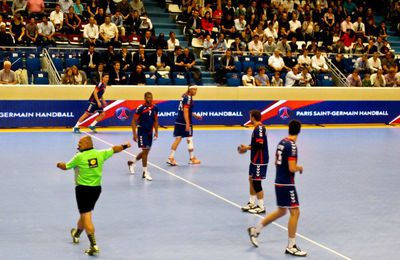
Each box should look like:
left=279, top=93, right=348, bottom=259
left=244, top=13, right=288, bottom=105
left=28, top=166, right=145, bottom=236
left=317, top=74, right=334, bottom=87
left=241, top=56, right=255, bottom=72
left=173, top=72, right=188, bottom=85
left=213, top=55, right=222, bottom=71
left=10, top=57, right=24, bottom=70
left=157, top=74, right=172, bottom=85
left=26, top=58, right=41, bottom=72
left=65, top=58, right=80, bottom=68
left=226, top=73, right=241, bottom=87
left=144, top=73, right=157, bottom=85
left=234, top=60, right=242, bottom=72
left=52, top=58, right=64, bottom=72
left=254, top=56, right=268, bottom=70
left=33, top=71, right=49, bottom=84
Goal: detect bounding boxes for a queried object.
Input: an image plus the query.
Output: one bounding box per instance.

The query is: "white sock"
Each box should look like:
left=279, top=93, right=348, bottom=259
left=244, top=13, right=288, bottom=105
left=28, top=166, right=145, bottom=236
left=90, top=120, right=98, bottom=127
left=74, top=122, right=80, bottom=128
left=189, top=151, right=194, bottom=159
left=249, top=195, right=256, bottom=204
left=258, top=199, right=264, bottom=209
left=288, top=237, right=296, bottom=248
left=255, top=223, right=264, bottom=234
left=143, top=166, right=147, bottom=173
left=169, top=150, right=175, bottom=158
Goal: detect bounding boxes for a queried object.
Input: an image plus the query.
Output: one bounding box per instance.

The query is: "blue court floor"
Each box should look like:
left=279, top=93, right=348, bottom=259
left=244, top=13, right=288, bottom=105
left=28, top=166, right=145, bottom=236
left=0, top=127, right=399, bottom=260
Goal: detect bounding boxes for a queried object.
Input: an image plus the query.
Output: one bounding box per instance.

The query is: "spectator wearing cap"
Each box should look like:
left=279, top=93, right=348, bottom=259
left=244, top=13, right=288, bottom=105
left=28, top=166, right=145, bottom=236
left=0, top=61, right=17, bottom=84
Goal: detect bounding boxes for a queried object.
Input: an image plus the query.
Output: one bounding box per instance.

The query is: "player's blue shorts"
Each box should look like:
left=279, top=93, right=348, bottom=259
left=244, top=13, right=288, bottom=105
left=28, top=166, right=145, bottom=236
left=86, top=102, right=103, bottom=114
left=173, top=123, right=193, bottom=138
left=275, top=185, right=299, bottom=208
left=249, top=163, right=267, bottom=180
left=137, top=129, right=153, bottom=149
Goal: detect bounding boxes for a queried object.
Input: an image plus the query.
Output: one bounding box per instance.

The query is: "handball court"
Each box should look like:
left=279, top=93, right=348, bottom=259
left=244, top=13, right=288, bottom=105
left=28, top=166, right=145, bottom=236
left=0, top=126, right=398, bottom=260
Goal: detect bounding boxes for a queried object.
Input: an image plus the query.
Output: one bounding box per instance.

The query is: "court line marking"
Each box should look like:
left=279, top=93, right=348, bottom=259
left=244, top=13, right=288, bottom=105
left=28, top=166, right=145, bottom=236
left=86, top=131, right=352, bottom=259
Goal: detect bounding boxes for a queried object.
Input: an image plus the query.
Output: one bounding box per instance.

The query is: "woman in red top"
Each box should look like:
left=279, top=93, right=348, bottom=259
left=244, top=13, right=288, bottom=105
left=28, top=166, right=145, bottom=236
left=213, top=4, right=223, bottom=26
left=201, top=11, right=213, bottom=36
left=341, top=30, right=355, bottom=47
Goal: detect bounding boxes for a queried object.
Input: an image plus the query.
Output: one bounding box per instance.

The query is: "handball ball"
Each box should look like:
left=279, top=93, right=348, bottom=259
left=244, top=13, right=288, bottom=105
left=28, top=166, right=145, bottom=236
left=115, top=107, right=131, bottom=121
left=237, top=145, right=247, bottom=154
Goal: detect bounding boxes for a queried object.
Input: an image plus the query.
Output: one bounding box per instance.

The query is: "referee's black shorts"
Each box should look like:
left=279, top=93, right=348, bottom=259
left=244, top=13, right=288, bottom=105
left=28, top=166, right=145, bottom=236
left=75, top=185, right=102, bottom=214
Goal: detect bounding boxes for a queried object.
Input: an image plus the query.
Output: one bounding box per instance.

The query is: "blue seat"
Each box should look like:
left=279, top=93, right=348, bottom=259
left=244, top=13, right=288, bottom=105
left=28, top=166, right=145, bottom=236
left=254, top=56, right=267, bottom=70
left=226, top=73, right=241, bottom=87
left=65, top=58, right=80, bottom=68
left=144, top=72, right=157, bottom=85
left=33, top=71, right=49, bottom=84
left=173, top=72, right=188, bottom=85
left=317, top=74, right=334, bottom=87
left=157, top=74, right=172, bottom=85
left=241, top=56, right=255, bottom=72
left=213, top=55, right=222, bottom=71
left=10, top=57, right=24, bottom=70
left=52, top=58, right=64, bottom=72
left=26, top=58, right=41, bottom=72
left=234, top=60, right=242, bottom=72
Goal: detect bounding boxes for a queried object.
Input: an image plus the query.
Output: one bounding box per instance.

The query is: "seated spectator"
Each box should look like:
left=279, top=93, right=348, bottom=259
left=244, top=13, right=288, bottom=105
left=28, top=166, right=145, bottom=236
left=365, top=18, right=378, bottom=38
left=109, top=61, right=127, bottom=85
left=38, top=16, right=55, bottom=46
left=128, top=64, right=146, bottom=85
left=83, top=16, right=100, bottom=46
left=248, top=35, right=263, bottom=56
left=59, top=0, right=72, bottom=14
left=27, top=0, right=44, bottom=18
left=50, top=4, right=63, bottom=32
left=283, top=50, right=297, bottom=70
left=242, top=67, right=256, bottom=86
left=62, top=67, right=75, bottom=84
left=285, top=66, right=303, bottom=87
left=213, top=2, right=222, bottom=26
left=91, top=62, right=105, bottom=85
left=81, top=44, right=102, bottom=74
left=230, top=36, right=246, bottom=56
left=375, top=36, right=385, bottom=53
left=371, top=69, right=386, bottom=87
left=378, top=22, right=388, bottom=40
left=276, top=37, right=291, bottom=54
left=215, top=49, right=235, bottom=84
left=185, top=9, right=202, bottom=45
left=86, top=0, right=99, bottom=19
left=352, top=37, right=365, bottom=54
left=341, top=15, right=353, bottom=34
left=111, top=11, right=125, bottom=37
left=213, top=33, right=228, bottom=53
left=288, top=13, right=302, bottom=40
left=178, top=47, right=201, bottom=83
left=289, top=37, right=299, bottom=53
left=103, top=45, right=117, bottom=70
left=365, top=38, right=378, bottom=55
left=139, top=30, right=155, bottom=50
left=169, top=46, right=184, bottom=73
left=311, top=50, right=329, bottom=73
left=12, top=0, right=27, bottom=16
left=299, top=67, right=314, bottom=87
left=332, top=54, right=346, bottom=74
left=264, top=21, right=278, bottom=41
left=368, top=52, right=382, bottom=73
left=307, top=40, right=319, bottom=54
left=385, top=67, right=399, bottom=87
left=332, top=39, right=346, bottom=54
left=255, top=67, right=270, bottom=86
left=220, top=13, right=235, bottom=37
left=202, top=34, right=213, bottom=71
left=138, top=12, right=152, bottom=36
left=355, top=54, right=371, bottom=74
left=72, top=65, right=87, bottom=85
left=263, top=36, right=276, bottom=54
left=353, top=17, right=365, bottom=40
left=302, top=16, right=315, bottom=42
left=10, top=13, right=25, bottom=45
left=95, top=7, right=105, bottom=25
left=99, top=16, right=119, bottom=47
left=346, top=69, right=362, bottom=87
left=340, top=30, right=356, bottom=50
left=234, top=14, right=246, bottom=39
left=25, top=17, right=38, bottom=46
left=149, top=47, right=170, bottom=74
left=298, top=49, right=311, bottom=70
left=116, top=0, right=131, bottom=20
left=252, top=23, right=266, bottom=43
left=362, top=74, right=372, bottom=87
left=167, top=31, right=180, bottom=52
left=130, top=0, right=144, bottom=15
left=156, top=33, right=167, bottom=49
left=101, top=0, right=116, bottom=16
left=268, top=49, right=288, bottom=72
left=116, top=47, right=133, bottom=72
left=64, top=6, right=81, bottom=34
left=382, top=52, right=397, bottom=74
left=73, top=0, right=84, bottom=17
left=271, top=71, right=284, bottom=86
left=0, top=61, right=17, bottom=84
left=125, top=10, right=140, bottom=35
left=201, top=11, right=213, bottom=36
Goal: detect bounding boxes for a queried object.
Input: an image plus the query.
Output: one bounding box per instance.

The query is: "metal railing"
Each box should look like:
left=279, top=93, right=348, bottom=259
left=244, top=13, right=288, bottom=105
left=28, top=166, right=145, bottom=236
left=42, top=48, right=61, bottom=85
left=326, top=58, right=349, bottom=87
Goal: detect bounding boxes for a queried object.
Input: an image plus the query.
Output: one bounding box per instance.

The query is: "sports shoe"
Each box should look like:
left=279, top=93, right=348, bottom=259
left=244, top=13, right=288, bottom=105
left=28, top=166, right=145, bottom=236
left=142, top=171, right=152, bottom=181
left=127, top=160, right=135, bottom=174
left=70, top=228, right=80, bottom=244
left=247, top=227, right=259, bottom=247
left=189, top=157, right=201, bottom=164
left=166, top=157, right=178, bottom=166
left=88, top=125, right=97, bottom=133
left=248, top=205, right=266, bottom=214
left=285, top=245, right=307, bottom=257
left=72, top=127, right=81, bottom=134
left=241, top=202, right=256, bottom=212
left=85, top=245, right=100, bottom=256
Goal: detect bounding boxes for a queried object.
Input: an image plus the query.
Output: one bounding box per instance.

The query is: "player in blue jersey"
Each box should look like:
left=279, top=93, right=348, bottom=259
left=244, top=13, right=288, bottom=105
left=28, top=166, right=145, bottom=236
left=239, top=110, right=269, bottom=214
left=167, top=84, right=202, bottom=166
left=73, top=74, right=109, bottom=133
left=247, top=120, right=307, bottom=257
left=127, top=92, right=159, bottom=181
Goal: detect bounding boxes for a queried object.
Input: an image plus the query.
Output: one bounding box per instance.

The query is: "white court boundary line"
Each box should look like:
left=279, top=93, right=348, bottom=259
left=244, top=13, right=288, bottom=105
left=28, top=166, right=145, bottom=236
left=84, top=131, right=352, bottom=260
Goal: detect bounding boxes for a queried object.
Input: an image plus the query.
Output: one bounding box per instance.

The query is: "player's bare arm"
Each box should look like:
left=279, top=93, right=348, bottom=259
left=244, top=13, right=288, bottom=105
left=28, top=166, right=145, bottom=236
left=184, top=107, right=190, bottom=131
left=154, top=115, right=159, bottom=139
left=131, top=115, right=138, bottom=142
left=289, top=160, right=303, bottom=174
left=113, top=143, right=131, bottom=153
left=56, top=162, right=67, bottom=170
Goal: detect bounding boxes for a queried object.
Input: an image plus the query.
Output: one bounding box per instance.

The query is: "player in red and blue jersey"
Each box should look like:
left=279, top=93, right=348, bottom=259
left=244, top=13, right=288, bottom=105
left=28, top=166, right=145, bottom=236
left=128, top=92, right=158, bottom=181
left=73, top=74, right=109, bottom=133
left=248, top=120, right=307, bottom=257
left=239, top=110, right=269, bottom=214
left=167, top=84, right=202, bottom=166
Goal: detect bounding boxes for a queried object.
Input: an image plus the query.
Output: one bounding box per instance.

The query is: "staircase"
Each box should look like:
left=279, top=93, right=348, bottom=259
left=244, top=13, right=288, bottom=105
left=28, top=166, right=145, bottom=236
left=143, top=0, right=215, bottom=85
left=375, top=15, right=400, bottom=54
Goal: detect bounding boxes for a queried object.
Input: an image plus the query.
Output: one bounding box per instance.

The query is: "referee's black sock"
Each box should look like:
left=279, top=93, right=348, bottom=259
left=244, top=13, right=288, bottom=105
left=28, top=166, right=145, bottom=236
left=75, top=229, right=83, bottom=238
left=87, top=234, right=97, bottom=247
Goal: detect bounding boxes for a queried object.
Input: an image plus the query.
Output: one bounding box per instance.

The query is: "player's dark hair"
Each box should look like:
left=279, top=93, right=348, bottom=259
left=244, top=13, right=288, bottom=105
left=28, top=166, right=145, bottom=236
left=288, top=120, right=301, bottom=135
left=250, top=110, right=261, bottom=121
left=102, top=73, right=109, bottom=78
left=144, top=92, right=152, bottom=97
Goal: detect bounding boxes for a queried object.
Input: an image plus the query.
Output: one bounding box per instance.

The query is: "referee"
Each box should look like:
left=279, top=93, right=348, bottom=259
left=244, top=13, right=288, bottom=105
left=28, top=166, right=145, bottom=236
left=57, top=136, right=131, bottom=255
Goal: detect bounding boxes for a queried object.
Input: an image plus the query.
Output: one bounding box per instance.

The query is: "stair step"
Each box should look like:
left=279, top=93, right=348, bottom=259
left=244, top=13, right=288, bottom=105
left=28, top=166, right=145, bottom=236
left=152, top=23, right=180, bottom=29
left=147, top=12, right=171, bottom=18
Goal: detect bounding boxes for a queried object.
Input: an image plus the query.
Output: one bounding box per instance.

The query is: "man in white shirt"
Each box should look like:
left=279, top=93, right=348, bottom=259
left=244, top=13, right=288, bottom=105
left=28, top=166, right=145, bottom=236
left=59, top=0, right=72, bottom=13
left=0, top=61, right=17, bottom=84
left=368, top=52, right=382, bottom=73
left=83, top=16, right=100, bottom=46
left=248, top=35, right=263, bottom=56
left=167, top=31, right=179, bottom=52
left=275, top=37, right=291, bottom=55
left=99, top=16, right=119, bottom=47
left=234, top=14, right=246, bottom=39
left=288, top=13, right=301, bottom=38
left=263, top=36, right=276, bottom=54
left=352, top=17, right=365, bottom=39
left=50, top=4, right=63, bottom=32
left=38, top=16, right=55, bottom=45
left=311, top=50, right=328, bottom=73
left=285, top=65, right=302, bottom=87
left=268, top=49, right=288, bottom=72
left=297, top=49, right=311, bottom=70
left=264, top=22, right=278, bottom=40
left=341, top=15, right=353, bottom=34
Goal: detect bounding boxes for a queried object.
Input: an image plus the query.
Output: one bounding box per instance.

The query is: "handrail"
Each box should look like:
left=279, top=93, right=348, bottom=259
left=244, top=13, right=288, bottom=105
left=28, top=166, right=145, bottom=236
left=42, top=48, right=62, bottom=85
left=326, top=58, right=349, bottom=87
